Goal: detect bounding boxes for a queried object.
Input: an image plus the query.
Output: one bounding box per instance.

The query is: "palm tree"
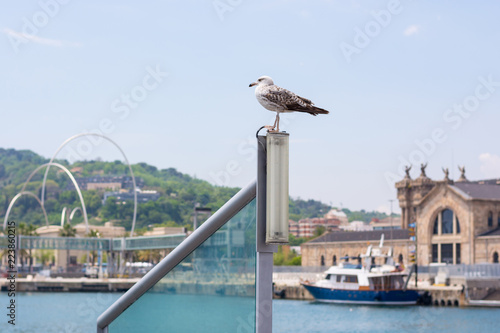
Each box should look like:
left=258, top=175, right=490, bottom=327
left=59, top=223, right=77, bottom=271
left=18, top=223, right=38, bottom=273
left=87, top=229, right=99, bottom=266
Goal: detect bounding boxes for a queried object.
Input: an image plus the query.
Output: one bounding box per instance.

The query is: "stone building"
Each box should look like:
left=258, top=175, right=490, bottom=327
left=396, top=164, right=500, bottom=265
left=301, top=165, right=500, bottom=267
left=301, top=230, right=411, bottom=267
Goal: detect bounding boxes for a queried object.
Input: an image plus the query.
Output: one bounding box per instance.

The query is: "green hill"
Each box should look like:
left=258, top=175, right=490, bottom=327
left=0, top=148, right=392, bottom=232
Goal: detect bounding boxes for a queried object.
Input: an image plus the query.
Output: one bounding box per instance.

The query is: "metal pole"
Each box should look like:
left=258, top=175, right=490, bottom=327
left=415, top=218, right=418, bottom=288
left=256, top=135, right=278, bottom=333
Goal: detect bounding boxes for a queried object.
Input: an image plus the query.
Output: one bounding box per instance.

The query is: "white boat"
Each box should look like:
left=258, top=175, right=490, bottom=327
left=301, top=235, right=419, bottom=305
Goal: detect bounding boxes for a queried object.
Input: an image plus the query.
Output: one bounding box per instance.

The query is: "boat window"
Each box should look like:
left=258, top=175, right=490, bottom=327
left=388, top=275, right=405, bottom=289
left=336, top=275, right=357, bottom=283
left=345, top=275, right=358, bottom=283
left=325, top=274, right=331, bottom=280
left=369, top=277, right=383, bottom=291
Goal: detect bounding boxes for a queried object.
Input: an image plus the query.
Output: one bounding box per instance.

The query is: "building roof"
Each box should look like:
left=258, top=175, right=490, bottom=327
left=451, top=182, right=500, bottom=201
left=305, top=229, right=410, bottom=244
left=474, top=178, right=500, bottom=185
left=478, top=227, right=500, bottom=237
left=371, top=216, right=402, bottom=226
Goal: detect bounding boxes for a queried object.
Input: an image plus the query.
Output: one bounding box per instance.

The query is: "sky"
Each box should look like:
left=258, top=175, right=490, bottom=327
left=1, top=0, right=500, bottom=214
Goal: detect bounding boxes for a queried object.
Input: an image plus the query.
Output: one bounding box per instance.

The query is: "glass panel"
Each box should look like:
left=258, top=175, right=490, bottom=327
left=456, top=217, right=461, bottom=234
left=456, top=243, right=461, bottom=264
left=441, top=209, right=453, bottom=234
left=433, top=217, right=438, bottom=235
left=109, top=199, right=256, bottom=333
left=441, top=243, right=453, bottom=264
left=488, top=212, right=493, bottom=227
left=432, top=244, right=438, bottom=263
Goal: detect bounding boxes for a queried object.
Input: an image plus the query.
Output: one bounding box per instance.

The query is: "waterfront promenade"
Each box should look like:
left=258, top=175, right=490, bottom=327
left=3, top=265, right=500, bottom=307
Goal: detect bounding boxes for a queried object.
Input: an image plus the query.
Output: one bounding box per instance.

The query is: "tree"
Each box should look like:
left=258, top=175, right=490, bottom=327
left=36, top=250, right=55, bottom=267
left=313, top=226, right=326, bottom=238
left=59, top=223, right=77, bottom=270
left=18, top=223, right=38, bottom=273
left=86, top=229, right=99, bottom=265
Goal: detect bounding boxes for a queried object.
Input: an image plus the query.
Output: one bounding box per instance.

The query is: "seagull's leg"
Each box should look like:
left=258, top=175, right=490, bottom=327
left=267, top=114, right=279, bottom=131
left=266, top=113, right=281, bottom=132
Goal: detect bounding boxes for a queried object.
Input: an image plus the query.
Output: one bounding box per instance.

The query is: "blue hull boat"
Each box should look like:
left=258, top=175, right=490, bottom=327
left=301, top=235, right=419, bottom=305
left=302, top=283, right=419, bottom=305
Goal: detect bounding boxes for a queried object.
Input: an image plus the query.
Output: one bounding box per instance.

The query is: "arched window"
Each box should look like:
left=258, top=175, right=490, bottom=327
left=442, top=209, right=453, bottom=234
left=345, top=254, right=349, bottom=262
left=488, top=211, right=493, bottom=227
left=398, top=254, right=403, bottom=263
left=493, top=252, right=499, bottom=264
left=433, top=217, right=439, bottom=235
left=433, top=209, right=460, bottom=235
left=320, top=255, right=325, bottom=266
left=333, top=255, right=337, bottom=266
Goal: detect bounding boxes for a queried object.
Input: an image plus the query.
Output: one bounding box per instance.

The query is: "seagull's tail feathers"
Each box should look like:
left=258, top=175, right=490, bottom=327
left=307, top=106, right=329, bottom=116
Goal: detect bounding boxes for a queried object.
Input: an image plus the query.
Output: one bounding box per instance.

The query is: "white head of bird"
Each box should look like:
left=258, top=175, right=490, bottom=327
left=249, top=76, right=274, bottom=87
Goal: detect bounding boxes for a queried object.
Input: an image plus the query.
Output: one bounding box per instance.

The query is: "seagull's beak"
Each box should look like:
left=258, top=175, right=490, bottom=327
left=249, top=82, right=257, bottom=87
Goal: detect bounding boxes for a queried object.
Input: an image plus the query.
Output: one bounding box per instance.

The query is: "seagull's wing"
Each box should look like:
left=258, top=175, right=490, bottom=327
left=264, top=86, right=329, bottom=115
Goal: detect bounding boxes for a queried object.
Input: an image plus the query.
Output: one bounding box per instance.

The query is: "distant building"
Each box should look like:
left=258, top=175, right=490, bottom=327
left=289, top=208, right=349, bottom=238
left=289, top=217, right=342, bottom=238
left=370, top=216, right=402, bottom=230
left=324, top=209, right=349, bottom=225
left=66, top=175, right=144, bottom=191
left=103, top=189, right=160, bottom=205
left=143, top=226, right=187, bottom=236
left=339, top=221, right=373, bottom=232
left=34, top=222, right=126, bottom=268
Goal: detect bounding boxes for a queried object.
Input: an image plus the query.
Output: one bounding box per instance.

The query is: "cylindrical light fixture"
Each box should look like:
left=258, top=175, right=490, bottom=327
left=266, top=132, right=289, bottom=244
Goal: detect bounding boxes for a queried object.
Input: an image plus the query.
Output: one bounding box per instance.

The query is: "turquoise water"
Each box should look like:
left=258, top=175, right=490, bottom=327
left=1, top=292, right=499, bottom=332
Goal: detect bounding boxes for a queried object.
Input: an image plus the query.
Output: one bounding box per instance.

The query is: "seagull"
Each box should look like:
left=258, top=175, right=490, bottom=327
left=249, top=75, right=329, bottom=132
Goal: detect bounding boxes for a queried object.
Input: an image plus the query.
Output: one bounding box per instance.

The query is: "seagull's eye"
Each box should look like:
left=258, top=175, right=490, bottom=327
left=258, top=78, right=262, bottom=81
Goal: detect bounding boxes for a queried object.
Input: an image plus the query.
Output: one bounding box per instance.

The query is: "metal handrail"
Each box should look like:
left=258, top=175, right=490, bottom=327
left=97, top=180, right=257, bottom=332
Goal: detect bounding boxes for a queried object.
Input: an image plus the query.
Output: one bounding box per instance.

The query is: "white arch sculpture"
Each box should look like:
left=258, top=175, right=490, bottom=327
left=60, top=207, right=83, bottom=227
left=61, top=206, right=68, bottom=226
left=19, top=162, right=89, bottom=234
left=3, top=191, right=49, bottom=230
left=70, top=207, right=83, bottom=222
left=40, top=133, right=138, bottom=236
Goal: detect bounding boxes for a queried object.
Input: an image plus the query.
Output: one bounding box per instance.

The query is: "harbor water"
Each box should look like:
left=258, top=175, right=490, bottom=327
left=2, top=292, right=499, bottom=332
